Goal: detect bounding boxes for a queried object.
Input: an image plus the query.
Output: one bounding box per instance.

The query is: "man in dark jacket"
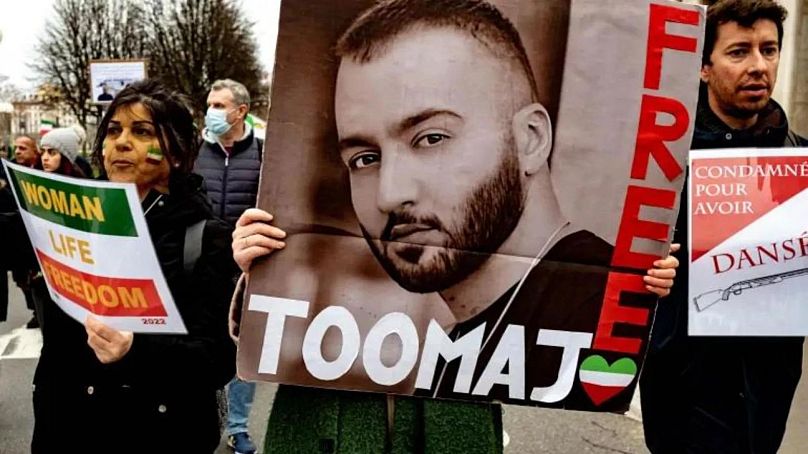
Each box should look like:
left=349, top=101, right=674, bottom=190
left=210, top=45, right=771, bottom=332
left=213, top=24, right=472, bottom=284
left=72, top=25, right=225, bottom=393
left=641, top=1, right=807, bottom=453
left=195, top=79, right=262, bottom=226
left=194, top=78, right=262, bottom=454
left=7, top=135, right=41, bottom=327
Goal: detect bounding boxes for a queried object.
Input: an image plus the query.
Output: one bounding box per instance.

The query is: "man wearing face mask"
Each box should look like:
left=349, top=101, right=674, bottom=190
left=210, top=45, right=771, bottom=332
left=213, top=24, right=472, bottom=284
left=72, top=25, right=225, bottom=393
left=196, top=79, right=263, bottom=225
left=194, top=78, right=263, bottom=454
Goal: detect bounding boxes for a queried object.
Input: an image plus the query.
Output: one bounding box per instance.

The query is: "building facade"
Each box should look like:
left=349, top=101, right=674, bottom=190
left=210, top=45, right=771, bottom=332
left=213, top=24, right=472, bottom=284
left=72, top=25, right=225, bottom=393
left=10, top=96, right=78, bottom=137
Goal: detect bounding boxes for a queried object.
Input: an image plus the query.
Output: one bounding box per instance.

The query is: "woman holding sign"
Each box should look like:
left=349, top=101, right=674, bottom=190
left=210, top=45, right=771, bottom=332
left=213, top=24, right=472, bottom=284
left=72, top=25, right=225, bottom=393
left=31, top=81, right=238, bottom=454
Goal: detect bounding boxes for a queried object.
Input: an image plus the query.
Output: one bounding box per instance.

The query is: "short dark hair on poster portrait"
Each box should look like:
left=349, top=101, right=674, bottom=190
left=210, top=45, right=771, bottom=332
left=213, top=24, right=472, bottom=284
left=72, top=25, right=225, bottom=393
left=335, top=0, right=540, bottom=102
left=703, top=0, right=788, bottom=65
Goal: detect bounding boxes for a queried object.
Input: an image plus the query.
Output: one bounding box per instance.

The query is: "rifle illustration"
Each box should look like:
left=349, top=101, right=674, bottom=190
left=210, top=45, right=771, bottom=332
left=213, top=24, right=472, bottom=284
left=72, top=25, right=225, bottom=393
left=693, top=267, right=808, bottom=312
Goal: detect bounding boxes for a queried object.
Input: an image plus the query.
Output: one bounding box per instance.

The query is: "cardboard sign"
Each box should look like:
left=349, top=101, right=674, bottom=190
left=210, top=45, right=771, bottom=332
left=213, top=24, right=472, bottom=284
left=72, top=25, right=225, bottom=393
left=689, top=148, right=808, bottom=336
left=89, top=60, right=147, bottom=104
left=240, top=0, right=704, bottom=412
left=2, top=161, right=186, bottom=333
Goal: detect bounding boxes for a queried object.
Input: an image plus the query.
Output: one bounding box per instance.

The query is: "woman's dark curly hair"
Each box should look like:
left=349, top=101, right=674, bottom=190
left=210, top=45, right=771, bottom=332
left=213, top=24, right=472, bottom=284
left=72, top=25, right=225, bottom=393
left=92, top=80, right=199, bottom=175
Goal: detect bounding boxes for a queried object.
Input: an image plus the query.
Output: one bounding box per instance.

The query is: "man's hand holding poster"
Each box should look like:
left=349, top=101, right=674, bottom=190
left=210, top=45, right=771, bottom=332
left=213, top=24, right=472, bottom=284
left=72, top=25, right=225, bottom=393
left=2, top=161, right=186, bottom=334
left=239, top=0, right=704, bottom=412
left=689, top=148, right=808, bottom=336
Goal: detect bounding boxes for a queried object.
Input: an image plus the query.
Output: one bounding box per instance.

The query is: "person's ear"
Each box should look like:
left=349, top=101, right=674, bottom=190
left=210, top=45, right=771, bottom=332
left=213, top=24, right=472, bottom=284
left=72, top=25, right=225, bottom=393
left=700, top=63, right=711, bottom=84
left=512, top=103, right=552, bottom=176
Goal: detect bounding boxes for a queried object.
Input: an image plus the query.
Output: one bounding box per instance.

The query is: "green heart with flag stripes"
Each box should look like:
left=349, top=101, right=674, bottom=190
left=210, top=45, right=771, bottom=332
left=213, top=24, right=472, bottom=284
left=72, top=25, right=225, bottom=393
left=579, top=355, right=637, bottom=406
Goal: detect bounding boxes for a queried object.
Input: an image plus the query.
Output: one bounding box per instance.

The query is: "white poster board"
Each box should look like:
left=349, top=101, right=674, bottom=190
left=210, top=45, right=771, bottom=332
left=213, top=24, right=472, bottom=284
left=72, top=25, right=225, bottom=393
left=3, top=161, right=186, bottom=333
left=89, top=60, right=147, bottom=104
left=689, top=148, right=808, bottom=336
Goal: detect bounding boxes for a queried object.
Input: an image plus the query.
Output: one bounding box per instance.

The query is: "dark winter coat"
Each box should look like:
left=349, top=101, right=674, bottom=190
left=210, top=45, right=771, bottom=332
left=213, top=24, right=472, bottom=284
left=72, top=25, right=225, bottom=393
left=194, top=126, right=263, bottom=226
left=641, top=100, right=806, bottom=454
left=31, top=173, right=238, bottom=454
left=650, top=100, right=807, bottom=353
left=0, top=161, right=37, bottom=320
left=0, top=176, right=15, bottom=321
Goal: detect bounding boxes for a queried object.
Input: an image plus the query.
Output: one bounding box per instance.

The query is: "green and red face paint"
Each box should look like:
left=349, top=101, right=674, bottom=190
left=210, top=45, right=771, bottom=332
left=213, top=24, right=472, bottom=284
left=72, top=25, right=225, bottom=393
left=146, top=146, right=164, bottom=165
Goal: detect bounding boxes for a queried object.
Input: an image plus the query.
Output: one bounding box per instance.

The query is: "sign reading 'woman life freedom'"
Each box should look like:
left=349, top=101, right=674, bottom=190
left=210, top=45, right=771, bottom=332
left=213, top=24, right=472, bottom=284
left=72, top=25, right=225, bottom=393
left=2, top=161, right=186, bottom=334
left=689, top=148, right=808, bottom=336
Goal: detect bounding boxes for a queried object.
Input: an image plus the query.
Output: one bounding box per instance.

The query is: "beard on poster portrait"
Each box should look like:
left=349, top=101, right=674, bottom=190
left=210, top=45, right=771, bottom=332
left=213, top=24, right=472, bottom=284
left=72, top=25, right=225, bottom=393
left=250, top=294, right=594, bottom=403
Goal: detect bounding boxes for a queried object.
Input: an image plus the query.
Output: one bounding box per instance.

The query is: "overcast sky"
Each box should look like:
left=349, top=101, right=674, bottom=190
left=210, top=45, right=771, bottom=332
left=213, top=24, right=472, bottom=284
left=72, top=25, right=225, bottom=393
left=0, top=0, right=281, bottom=91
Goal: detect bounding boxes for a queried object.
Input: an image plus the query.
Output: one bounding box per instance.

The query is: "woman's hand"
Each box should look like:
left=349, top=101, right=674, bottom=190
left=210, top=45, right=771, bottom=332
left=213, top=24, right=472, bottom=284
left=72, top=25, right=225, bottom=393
left=643, top=243, right=681, bottom=297
left=232, top=208, right=287, bottom=274
left=85, top=316, right=134, bottom=364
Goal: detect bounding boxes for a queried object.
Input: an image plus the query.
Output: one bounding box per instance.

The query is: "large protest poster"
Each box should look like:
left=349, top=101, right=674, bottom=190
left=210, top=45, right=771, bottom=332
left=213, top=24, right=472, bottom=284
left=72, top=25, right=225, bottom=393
left=2, top=161, right=186, bottom=334
left=239, top=0, right=704, bottom=412
left=689, top=148, right=808, bottom=336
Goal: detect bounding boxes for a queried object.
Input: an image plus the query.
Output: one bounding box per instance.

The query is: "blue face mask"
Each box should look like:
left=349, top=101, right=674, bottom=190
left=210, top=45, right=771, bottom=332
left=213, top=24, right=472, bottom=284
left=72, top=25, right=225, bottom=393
left=205, top=108, right=234, bottom=136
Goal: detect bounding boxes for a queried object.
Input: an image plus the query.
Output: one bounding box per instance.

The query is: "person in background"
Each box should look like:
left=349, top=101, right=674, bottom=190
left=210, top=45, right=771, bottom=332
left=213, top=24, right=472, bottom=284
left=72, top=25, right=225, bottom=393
left=13, top=134, right=39, bottom=168
left=194, top=78, right=262, bottom=454
left=641, top=1, right=807, bottom=453
left=7, top=129, right=89, bottom=328
left=10, top=127, right=86, bottom=331
left=31, top=80, right=237, bottom=454
left=4, top=134, right=40, bottom=326
left=0, top=159, right=15, bottom=322
left=37, top=127, right=86, bottom=178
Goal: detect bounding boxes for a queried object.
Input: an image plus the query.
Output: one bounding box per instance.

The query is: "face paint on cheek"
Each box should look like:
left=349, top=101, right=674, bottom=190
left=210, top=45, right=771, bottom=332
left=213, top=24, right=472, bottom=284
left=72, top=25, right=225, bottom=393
left=146, top=146, right=164, bottom=165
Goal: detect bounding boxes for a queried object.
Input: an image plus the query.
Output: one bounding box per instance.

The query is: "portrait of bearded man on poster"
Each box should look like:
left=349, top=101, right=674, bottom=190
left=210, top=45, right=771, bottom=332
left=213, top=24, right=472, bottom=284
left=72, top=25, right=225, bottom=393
left=238, top=0, right=697, bottom=411
left=331, top=0, right=619, bottom=402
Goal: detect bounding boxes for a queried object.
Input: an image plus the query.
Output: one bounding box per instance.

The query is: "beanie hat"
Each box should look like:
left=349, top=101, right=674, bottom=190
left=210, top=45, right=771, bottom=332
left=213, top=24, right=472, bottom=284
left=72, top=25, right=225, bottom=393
left=69, top=124, right=87, bottom=147
left=40, top=128, right=80, bottom=164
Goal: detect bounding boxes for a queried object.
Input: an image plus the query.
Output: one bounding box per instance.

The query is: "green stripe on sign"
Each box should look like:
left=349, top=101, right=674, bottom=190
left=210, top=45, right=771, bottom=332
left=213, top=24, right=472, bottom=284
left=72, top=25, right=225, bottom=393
left=579, top=356, right=637, bottom=375
left=7, top=167, right=137, bottom=237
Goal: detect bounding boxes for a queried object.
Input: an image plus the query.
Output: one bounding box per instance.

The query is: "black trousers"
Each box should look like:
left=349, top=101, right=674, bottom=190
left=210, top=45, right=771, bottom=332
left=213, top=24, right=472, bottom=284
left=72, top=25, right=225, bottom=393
left=0, top=271, right=7, bottom=322
left=640, top=337, right=803, bottom=454
left=10, top=267, right=36, bottom=311
left=32, top=381, right=221, bottom=454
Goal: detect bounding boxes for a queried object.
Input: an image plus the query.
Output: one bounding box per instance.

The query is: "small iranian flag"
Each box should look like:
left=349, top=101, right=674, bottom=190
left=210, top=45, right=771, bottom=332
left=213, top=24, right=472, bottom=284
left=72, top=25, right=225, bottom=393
left=146, top=146, right=164, bottom=165
left=579, top=355, right=637, bottom=406
left=39, top=119, right=56, bottom=136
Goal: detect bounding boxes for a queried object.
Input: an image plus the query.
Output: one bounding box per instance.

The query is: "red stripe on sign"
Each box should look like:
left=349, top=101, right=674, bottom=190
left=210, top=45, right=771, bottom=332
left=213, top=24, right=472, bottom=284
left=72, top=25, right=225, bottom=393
left=691, top=156, right=808, bottom=261
left=581, top=382, right=627, bottom=406
left=36, top=249, right=167, bottom=317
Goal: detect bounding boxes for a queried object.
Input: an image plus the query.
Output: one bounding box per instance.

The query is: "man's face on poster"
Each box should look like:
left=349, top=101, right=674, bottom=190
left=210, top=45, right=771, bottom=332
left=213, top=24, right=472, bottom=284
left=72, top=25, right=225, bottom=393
left=335, top=27, right=527, bottom=294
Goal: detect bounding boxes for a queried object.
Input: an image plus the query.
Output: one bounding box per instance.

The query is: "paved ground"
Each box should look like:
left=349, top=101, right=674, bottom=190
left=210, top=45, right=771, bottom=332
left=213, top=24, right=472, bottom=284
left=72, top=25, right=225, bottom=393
left=2, top=272, right=806, bottom=453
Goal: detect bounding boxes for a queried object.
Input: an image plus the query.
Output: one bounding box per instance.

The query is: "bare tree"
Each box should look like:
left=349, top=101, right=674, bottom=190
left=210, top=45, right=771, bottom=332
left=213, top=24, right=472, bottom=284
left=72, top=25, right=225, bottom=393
left=32, top=0, right=148, bottom=128
left=33, top=0, right=265, bottom=127
left=145, top=0, right=264, bottom=116
left=0, top=76, right=23, bottom=103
